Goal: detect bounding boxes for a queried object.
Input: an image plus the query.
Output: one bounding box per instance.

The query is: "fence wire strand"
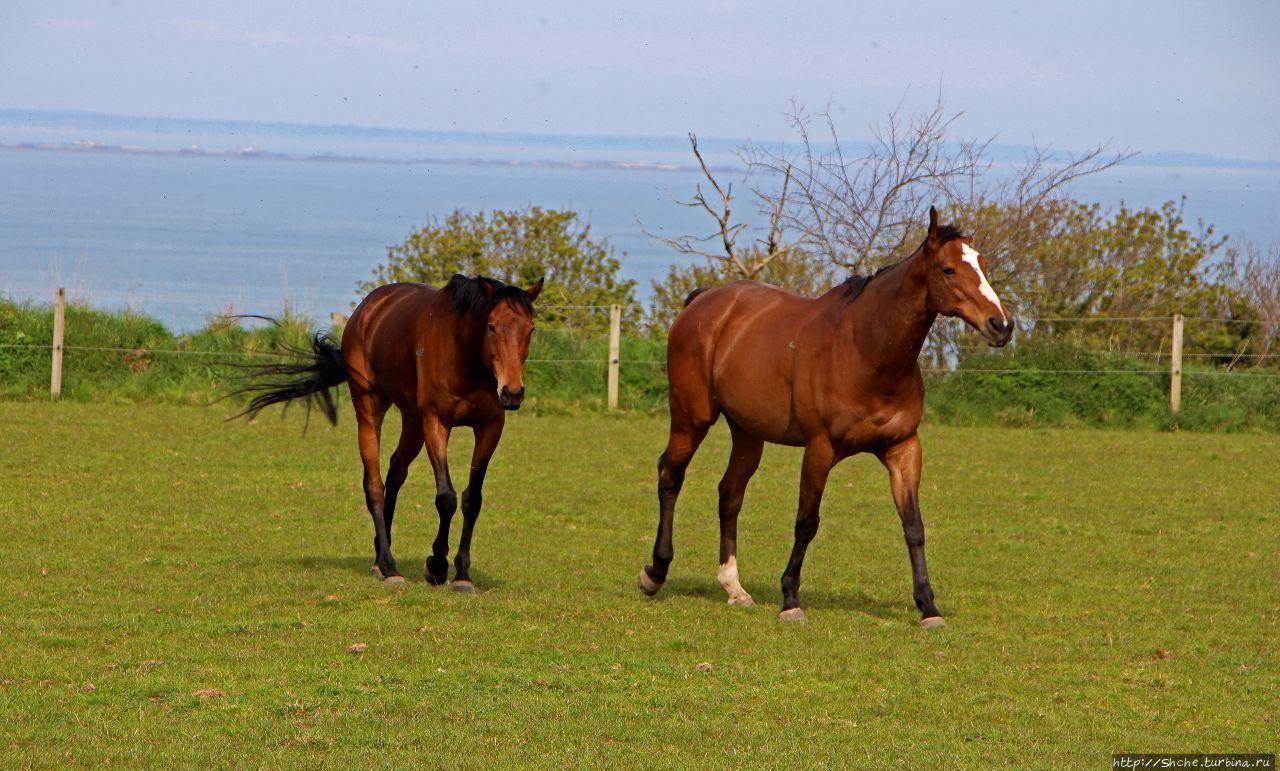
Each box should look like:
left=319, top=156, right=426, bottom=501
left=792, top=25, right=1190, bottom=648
left=5, top=306, right=1280, bottom=399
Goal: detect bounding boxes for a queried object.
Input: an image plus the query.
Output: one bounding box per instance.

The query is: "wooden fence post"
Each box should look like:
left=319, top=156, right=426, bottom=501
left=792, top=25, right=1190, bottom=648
left=1170, top=313, right=1184, bottom=413
left=607, top=304, right=621, bottom=410
left=51, top=287, right=66, bottom=398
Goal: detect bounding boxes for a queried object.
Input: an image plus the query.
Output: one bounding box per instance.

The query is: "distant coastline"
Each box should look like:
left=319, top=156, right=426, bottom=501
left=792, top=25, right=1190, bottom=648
left=3, top=106, right=1279, bottom=172
left=0, top=139, right=696, bottom=173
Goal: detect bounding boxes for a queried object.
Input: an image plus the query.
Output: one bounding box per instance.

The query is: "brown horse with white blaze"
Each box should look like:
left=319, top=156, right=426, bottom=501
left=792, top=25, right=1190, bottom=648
left=235, top=274, right=543, bottom=591
left=637, top=207, right=1013, bottom=625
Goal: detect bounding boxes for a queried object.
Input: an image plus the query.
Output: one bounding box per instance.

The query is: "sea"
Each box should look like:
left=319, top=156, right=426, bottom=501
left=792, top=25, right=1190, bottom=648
left=2, top=109, right=1277, bottom=331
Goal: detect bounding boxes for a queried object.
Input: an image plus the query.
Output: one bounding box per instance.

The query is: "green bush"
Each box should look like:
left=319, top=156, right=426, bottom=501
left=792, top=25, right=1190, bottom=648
left=926, top=339, right=1280, bottom=431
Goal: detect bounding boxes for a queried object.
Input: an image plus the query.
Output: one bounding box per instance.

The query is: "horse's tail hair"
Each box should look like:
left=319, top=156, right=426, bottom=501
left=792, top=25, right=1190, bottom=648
left=226, top=330, right=348, bottom=426
left=683, top=287, right=708, bottom=307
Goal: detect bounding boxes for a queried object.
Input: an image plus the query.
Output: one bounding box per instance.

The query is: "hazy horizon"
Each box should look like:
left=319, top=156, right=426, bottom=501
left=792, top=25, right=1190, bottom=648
left=2, top=2, right=1276, bottom=162
left=4, top=105, right=1277, bottom=171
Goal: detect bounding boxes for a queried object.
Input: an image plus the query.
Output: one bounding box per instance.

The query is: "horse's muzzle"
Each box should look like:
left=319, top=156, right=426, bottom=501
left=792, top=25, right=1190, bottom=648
left=499, top=385, right=525, bottom=410
left=983, top=316, right=1015, bottom=347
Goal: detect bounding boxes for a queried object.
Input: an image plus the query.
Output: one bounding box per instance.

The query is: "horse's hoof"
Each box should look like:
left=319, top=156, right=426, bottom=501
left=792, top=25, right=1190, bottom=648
left=450, top=580, right=476, bottom=594
left=727, top=595, right=756, bottom=607
left=371, top=565, right=384, bottom=579
left=636, top=568, right=662, bottom=596
left=778, top=607, right=807, bottom=622
left=383, top=575, right=406, bottom=585
left=920, top=616, right=947, bottom=629
left=424, top=561, right=448, bottom=586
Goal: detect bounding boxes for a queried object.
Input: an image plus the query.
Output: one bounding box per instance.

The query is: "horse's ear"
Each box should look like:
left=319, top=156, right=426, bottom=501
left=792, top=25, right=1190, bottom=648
left=525, top=277, right=544, bottom=302
left=476, top=277, right=495, bottom=299
left=927, top=206, right=939, bottom=242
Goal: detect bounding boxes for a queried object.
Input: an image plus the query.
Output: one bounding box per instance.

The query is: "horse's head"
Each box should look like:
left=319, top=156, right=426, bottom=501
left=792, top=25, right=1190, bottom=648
left=479, top=277, right=543, bottom=410
left=920, top=207, right=1014, bottom=347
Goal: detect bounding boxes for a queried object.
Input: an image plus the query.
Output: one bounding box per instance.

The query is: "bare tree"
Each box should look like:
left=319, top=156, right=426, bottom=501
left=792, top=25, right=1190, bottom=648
left=742, top=94, right=1134, bottom=276
left=740, top=96, right=989, bottom=271
left=643, top=133, right=794, bottom=281
left=649, top=94, right=1134, bottom=362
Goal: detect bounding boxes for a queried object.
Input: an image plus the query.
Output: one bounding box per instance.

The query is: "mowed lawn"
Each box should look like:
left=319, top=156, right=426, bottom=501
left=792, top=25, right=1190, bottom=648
left=0, top=402, right=1276, bottom=767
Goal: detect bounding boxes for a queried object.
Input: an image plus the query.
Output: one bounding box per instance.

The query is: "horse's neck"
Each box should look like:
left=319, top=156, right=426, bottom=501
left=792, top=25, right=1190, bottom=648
left=433, top=303, right=488, bottom=377
left=451, top=317, right=487, bottom=367
left=833, top=253, right=936, bottom=378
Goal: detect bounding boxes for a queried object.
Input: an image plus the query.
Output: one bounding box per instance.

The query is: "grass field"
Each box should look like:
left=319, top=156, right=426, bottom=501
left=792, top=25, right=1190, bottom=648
left=1, top=403, right=1276, bottom=767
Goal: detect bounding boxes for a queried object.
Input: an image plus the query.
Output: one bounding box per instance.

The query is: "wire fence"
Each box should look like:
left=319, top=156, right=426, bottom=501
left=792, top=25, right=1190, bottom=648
left=3, top=292, right=1279, bottom=419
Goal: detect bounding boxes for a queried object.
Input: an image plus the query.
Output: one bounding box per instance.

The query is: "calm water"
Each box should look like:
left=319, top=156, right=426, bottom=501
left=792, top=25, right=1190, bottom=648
left=1, top=149, right=719, bottom=328
left=2, top=113, right=1277, bottom=330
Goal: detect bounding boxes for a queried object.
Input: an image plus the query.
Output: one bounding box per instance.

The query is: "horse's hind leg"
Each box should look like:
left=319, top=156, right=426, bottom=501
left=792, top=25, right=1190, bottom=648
left=381, top=411, right=424, bottom=557
left=778, top=439, right=835, bottom=621
left=639, top=409, right=713, bottom=596
left=717, top=422, right=763, bottom=606
left=352, top=389, right=400, bottom=582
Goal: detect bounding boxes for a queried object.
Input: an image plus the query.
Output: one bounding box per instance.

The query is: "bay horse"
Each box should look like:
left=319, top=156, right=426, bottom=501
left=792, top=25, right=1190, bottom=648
left=236, top=274, right=543, bottom=591
left=637, top=207, right=1013, bottom=626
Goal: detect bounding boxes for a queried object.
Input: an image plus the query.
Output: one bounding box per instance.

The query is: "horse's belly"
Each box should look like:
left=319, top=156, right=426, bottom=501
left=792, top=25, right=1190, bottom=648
left=835, top=405, right=922, bottom=455
left=724, top=403, right=805, bottom=446
left=716, top=380, right=805, bottom=445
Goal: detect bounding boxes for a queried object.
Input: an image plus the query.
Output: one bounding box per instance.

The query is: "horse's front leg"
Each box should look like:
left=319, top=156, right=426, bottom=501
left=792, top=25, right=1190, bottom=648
left=877, top=434, right=945, bottom=628
left=778, top=439, right=835, bottom=621
left=422, top=414, right=456, bottom=586
left=451, top=415, right=505, bottom=593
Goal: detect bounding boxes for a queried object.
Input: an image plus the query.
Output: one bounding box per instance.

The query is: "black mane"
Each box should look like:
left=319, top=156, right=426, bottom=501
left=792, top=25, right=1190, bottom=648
left=839, top=260, right=899, bottom=301
left=935, top=223, right=965, bottom=243
left=839, top=221, right=967, bottom=302
left=442, top=274, right=535, bottom=316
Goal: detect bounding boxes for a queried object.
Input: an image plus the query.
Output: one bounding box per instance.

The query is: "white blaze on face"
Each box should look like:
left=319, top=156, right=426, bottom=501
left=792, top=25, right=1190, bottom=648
left=960, top=244, right=1006, bottom=322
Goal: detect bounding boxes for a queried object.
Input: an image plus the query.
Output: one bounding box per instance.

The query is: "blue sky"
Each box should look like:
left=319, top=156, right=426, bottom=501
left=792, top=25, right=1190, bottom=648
left=2, top=1, right=1277, bottom=161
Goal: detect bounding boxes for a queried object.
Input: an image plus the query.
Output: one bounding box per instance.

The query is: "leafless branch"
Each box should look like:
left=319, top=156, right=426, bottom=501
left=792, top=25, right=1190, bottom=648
left=643, top=132, right=801, bottom=280
left=742, top=93, right=994, bottom=270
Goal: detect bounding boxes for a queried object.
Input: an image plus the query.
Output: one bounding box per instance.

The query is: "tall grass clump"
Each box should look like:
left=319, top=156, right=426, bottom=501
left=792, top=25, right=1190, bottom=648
left=0, top=297, right=665, bottom=412
left=0, top=298, right=323, bottom=404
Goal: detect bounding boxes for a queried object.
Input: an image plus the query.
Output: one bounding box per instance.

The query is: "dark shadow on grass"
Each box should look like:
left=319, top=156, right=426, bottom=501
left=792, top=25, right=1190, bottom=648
left=800, top=587, right=904, bottom=620
left=653, top=577, right=905, bottom=620
left=654, top=577, right=724, bottom=601
left=285, top=555, right=507, bottom=589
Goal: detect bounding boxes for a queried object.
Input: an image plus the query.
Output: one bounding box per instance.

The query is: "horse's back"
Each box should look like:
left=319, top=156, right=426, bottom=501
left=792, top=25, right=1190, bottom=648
left=343, top=283, right=443, bottom=404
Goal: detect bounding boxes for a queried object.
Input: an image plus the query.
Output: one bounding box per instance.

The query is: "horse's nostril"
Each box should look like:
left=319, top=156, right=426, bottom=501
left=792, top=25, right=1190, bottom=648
left=988, top=317, right=1015, bottom=334
left=499, top=386, right=524, bottom=406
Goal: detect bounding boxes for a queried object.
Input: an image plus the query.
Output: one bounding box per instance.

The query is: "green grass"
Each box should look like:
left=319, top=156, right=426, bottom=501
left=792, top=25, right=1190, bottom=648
left=0, top=403, right=1275, bottom=767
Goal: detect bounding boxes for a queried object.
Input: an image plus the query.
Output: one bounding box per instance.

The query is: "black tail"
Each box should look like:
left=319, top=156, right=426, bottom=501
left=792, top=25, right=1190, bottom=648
left=227, top=331, right=348, bottom=426
left=683, top=287, right=708, bottom=307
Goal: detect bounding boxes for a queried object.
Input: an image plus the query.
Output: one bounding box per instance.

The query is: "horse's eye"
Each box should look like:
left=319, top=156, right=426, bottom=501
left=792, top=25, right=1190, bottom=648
left=942, top=267, right=956, bottom=275
left=487, top=323, right=497, bottom=333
